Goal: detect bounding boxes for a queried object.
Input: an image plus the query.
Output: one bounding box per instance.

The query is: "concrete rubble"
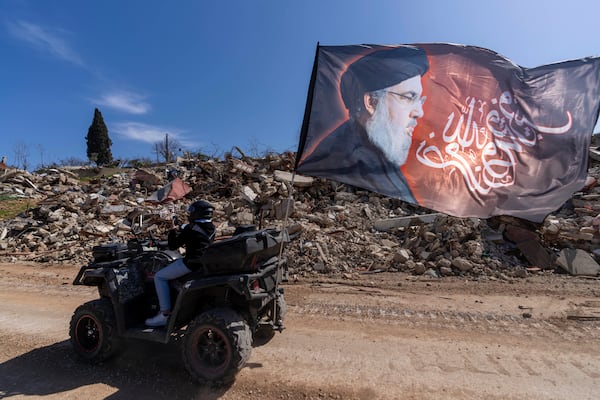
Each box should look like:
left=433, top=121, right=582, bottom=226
left=2, top=149, right=600, bottom=280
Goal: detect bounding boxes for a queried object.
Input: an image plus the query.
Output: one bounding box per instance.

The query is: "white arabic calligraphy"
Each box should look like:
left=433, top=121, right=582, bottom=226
left=416, top=92, right=572, bottom=195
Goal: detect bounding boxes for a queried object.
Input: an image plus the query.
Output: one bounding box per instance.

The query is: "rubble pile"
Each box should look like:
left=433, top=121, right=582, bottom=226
left=1, top=149, right=600, bottom=279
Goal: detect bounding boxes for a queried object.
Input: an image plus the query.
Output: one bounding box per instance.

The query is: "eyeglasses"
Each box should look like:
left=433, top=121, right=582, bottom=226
left=385, top=91, right=426, bottom=106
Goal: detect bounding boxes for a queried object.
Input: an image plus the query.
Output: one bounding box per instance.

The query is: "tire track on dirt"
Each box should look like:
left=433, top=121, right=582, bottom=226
left=291, top=302, right=600, bottom=341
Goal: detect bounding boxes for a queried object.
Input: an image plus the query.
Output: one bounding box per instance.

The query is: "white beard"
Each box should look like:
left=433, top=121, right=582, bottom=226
left=365, top=102, right=411, bottom=166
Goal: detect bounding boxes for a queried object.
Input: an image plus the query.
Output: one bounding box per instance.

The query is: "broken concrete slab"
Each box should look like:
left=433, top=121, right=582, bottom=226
left=240, top=185, right=258, bottom=203
left=451, top=257, right=474, bottom=272
left=556, top=248, right=600, bottom=276
left=372, top=213, right=442, bottom=232
left=273, top=170, right=313, bottom=187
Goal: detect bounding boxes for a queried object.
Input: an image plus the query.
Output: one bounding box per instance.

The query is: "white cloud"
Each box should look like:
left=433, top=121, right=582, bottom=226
left=112, top=122, right=169, bottom=143
left=95, top=91, right=151, bottom=114
left=112, top=122, right=202, bottom=149
left=6, top=20, right=84, bottom=66
left=7, top=20, right=151, bottom=116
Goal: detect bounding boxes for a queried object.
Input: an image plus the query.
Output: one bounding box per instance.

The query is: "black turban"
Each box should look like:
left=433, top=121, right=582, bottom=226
left=340, top=46, right=429, bottom=113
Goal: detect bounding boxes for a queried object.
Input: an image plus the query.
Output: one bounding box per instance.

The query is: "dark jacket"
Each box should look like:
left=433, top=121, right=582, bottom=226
left=167, top=221, right=216, bottom=271
left=297, top=119, right=416, bottom=203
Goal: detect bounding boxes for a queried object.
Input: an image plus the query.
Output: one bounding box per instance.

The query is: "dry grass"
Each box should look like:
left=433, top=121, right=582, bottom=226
left=0, top=196, right=36, bottom=220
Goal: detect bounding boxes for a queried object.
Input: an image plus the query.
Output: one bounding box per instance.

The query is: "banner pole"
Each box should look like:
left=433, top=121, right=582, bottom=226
left=273, top=168, right=296, bottom=331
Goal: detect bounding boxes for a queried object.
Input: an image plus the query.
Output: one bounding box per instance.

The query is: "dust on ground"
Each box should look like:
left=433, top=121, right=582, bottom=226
left=1, top=262, right=599, bottom=400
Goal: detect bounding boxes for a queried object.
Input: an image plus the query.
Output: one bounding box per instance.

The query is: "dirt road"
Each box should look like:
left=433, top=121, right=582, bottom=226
left=0, top=262, right=599, bottom=400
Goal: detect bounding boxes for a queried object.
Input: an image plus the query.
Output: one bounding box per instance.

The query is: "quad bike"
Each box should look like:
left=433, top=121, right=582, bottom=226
left=69, top=225, right=288, bottom=386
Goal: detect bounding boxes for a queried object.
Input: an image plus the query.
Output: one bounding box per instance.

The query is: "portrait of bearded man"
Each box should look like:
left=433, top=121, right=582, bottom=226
left=297, top=46, right=429, bottom=203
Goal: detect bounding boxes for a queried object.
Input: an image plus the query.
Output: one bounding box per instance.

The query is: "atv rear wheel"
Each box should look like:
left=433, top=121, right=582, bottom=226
left=182, top=308, right=252, bottom=386
left=69, top=298, right=120, bottom=363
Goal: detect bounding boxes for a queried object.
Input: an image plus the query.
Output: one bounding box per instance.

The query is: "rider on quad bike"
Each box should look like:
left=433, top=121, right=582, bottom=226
left=69, top=199, right=287, bottom=385
left=145, top=200, right=216, bottom=327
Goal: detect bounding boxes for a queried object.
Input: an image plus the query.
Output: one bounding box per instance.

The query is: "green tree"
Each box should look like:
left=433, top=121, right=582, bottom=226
left=86, top=108, right=113, bottom=166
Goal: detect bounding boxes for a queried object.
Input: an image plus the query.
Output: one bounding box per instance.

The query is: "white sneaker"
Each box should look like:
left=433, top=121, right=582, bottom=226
left=145, top=312, right=169, bottom=327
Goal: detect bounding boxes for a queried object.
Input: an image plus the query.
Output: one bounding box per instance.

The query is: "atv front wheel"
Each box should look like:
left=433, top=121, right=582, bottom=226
left=182, top=308, right=252, bottom=386
left=69, top=298, right=120, bottom=363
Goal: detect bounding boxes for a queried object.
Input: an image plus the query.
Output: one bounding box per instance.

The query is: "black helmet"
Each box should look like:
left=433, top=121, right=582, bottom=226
left=188, top=200, right=214, bottom=222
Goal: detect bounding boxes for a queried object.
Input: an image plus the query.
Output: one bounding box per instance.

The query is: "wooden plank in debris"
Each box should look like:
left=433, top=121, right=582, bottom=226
left=315, top=242, right=329, bottom=264
left=372, top=213, right=442, bottom=232
left=516, top=239, right=554, bottom=269
left=20, top=177, right=38, bottom=191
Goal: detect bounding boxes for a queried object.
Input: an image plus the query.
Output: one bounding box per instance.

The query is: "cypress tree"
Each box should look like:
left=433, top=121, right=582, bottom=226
left=86, top=108, right=113, bottom=166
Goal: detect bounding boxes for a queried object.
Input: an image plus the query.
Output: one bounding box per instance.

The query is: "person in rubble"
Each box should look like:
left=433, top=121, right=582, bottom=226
left=145, top=199, right=216, bottom=327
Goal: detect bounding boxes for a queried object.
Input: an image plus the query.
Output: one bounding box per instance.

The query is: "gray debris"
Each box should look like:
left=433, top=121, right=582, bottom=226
left=2, top=151, right=600, bottom=280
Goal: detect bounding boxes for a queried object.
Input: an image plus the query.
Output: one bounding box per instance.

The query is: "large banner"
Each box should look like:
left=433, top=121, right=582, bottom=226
left=295, top=44, right=600, bottom=222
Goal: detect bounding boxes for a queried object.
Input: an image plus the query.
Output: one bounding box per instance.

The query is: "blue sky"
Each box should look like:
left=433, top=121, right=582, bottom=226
left=1, top=0, right=599, bottom=170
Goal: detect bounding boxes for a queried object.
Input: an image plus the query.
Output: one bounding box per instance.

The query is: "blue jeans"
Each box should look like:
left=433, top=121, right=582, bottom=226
left=154, top=258, right=191, bottom=311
